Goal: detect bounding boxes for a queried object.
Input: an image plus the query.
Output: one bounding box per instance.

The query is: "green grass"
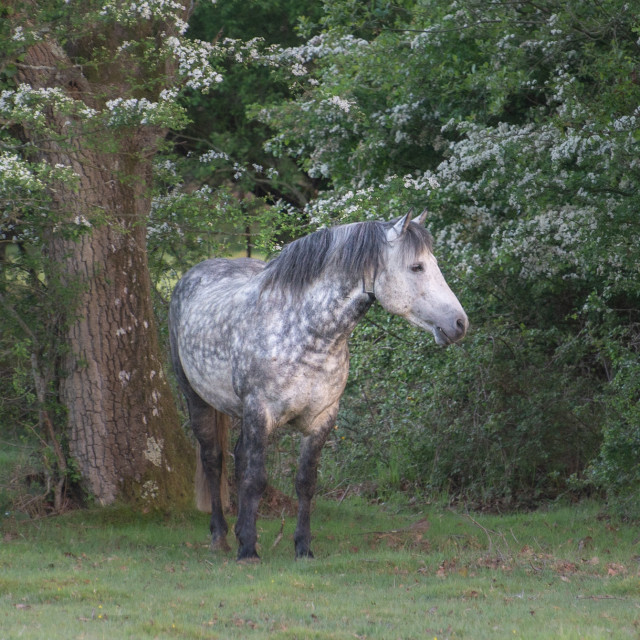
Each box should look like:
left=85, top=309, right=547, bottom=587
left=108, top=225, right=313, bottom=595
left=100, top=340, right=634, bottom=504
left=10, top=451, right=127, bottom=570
left=1, top=499, right=639, bottom=639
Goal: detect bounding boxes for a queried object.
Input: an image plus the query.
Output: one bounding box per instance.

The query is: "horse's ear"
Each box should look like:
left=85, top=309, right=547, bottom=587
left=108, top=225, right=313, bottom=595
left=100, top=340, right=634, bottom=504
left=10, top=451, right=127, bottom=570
left=415, top=209, right=428, bottom=226
left=389, top=210, right=413, bottom=239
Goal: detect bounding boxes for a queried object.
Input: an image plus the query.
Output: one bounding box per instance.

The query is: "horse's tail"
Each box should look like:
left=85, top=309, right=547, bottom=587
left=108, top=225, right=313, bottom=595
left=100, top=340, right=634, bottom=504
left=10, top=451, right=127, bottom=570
left=195, top=409, right=231, bottom=512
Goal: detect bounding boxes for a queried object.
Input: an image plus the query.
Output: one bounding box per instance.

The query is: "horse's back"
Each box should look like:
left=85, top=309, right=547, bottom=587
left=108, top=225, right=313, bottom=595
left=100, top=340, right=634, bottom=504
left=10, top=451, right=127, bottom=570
left=172, top=257, right=265, bottom=308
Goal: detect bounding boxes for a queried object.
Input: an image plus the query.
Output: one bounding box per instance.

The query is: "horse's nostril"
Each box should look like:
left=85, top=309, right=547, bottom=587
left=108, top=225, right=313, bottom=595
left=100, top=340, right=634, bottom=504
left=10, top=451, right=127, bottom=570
left=456, top=317, right=468, bottom=335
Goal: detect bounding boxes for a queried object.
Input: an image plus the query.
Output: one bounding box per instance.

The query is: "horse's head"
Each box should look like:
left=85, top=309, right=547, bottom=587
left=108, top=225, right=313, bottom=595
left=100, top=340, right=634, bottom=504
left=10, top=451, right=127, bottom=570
left=374, top=210, right=468, bottom=346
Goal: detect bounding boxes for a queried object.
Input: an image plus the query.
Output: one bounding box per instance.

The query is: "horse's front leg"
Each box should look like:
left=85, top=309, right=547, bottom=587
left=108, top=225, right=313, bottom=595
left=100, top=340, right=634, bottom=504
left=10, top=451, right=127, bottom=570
left=234, top=405, right=269, bottom=562
left=295, top=407, right=338, bottom=559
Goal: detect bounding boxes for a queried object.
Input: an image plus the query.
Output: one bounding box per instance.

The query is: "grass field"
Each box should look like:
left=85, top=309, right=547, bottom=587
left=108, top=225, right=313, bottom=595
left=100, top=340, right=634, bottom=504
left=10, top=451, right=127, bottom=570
left=1, top=498, right=639, bottom=639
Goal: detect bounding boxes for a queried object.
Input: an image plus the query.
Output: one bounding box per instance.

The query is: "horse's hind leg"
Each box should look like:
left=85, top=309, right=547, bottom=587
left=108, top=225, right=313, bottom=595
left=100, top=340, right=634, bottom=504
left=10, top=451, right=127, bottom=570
left=187, top=391, right=231, bottom=552
left=169, top=314, right=229, bottom=551
left=294, top=406, right=338, bottom=559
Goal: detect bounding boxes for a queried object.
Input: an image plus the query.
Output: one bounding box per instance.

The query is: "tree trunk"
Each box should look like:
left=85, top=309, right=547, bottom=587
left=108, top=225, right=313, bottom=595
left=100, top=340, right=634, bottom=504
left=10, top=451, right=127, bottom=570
left=16, top=40, right=194, bottom=508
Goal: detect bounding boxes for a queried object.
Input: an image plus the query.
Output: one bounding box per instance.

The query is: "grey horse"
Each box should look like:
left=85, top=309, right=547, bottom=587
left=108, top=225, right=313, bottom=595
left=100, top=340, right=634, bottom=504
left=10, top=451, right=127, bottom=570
left=169, top=211, right=468, bottom=561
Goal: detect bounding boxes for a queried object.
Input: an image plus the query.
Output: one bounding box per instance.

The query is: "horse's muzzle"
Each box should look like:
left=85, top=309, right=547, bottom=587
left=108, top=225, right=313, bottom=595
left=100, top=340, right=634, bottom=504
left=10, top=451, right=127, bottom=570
left=437, top=314, right=468, bottom=345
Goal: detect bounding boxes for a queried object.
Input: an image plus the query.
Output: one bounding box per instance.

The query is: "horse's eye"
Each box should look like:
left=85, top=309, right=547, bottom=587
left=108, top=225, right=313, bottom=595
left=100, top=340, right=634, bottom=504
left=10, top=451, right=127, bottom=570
left=410, top=263, right=424, bottom=273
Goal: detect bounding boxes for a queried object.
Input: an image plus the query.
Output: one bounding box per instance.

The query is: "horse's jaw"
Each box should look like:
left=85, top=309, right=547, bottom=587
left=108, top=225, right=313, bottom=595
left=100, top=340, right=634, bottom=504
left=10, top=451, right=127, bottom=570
left=403, top=313, right=467, bottom=346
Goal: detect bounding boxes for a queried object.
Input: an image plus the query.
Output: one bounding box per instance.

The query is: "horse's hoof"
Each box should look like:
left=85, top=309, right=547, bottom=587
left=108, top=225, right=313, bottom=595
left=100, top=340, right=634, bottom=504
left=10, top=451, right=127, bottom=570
left=236, top=544, right=261, bottom=563
left=210, top=537, right=231, bottom=553
left=295, top=549, right=315, bottom=560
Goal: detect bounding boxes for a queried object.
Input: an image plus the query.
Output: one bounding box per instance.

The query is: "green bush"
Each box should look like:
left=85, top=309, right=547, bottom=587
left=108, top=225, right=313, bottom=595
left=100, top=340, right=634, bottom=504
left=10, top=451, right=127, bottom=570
left=326, top=307, right=603, bottom=507
left=590, top=335, right=640, bottom=519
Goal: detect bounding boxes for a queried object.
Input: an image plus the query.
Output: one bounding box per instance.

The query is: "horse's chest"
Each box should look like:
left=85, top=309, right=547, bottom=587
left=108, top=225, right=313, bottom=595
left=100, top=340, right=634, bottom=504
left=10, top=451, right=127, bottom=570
left=238, top=337, right=349, bottom=427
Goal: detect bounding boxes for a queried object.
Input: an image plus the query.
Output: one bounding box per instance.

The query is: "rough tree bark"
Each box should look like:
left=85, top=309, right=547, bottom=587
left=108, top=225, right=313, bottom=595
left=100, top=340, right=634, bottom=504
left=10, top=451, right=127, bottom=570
left=15, top=36, right=194, bottom=507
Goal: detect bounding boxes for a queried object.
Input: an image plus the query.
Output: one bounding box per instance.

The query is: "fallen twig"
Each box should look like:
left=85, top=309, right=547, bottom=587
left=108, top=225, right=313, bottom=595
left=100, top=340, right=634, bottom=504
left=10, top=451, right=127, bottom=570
left=338, top=485, right=351, bottom=504
left=576, top=594, right=626, bottom=601
left=271, top=511, right=286, bottom=549
left=453, top=508, right=511, bottom=563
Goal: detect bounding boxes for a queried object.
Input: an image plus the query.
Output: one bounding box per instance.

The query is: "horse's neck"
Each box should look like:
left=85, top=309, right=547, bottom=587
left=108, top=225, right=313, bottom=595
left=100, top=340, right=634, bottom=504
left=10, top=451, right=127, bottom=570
left=298, top=277, right=373, bottom=345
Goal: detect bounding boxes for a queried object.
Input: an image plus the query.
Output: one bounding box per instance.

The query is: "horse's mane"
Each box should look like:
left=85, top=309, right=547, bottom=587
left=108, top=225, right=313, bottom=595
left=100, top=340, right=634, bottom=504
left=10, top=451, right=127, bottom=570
left=261, top=219, right=433, bottom=295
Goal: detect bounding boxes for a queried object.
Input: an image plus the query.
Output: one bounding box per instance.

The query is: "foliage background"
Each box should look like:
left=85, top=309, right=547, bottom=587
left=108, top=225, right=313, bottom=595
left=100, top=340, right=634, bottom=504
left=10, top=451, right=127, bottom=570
left=251, top=0, right=640, bottom=517
left=1, top=0, right=639, bottom=517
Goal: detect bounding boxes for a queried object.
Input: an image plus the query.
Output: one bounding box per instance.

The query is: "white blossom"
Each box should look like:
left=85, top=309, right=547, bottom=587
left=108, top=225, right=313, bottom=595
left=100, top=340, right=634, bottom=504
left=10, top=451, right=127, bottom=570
left=99, top=0, right=187, bottom=33
left=327, top=95, right=353, bottom=113
left=12, top=26, right=26, bottom=41
left=199, top=149, right=230, bottom=163
left=0, top=152, right=44, bottom=192
left=164, top=36, right=224, bottom=91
